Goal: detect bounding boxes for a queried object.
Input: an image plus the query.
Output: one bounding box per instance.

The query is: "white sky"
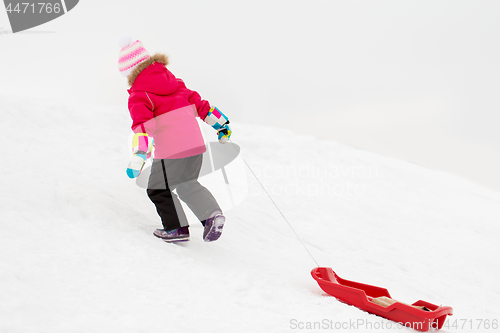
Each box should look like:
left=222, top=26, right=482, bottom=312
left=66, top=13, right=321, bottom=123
left=1, top=0, right=499, bottom=191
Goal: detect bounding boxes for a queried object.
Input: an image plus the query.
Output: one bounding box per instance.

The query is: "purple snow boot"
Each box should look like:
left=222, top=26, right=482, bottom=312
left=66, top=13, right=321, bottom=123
left=153, top=227, right=190, bottom=242
left=203, top=210, right=225, bottom=242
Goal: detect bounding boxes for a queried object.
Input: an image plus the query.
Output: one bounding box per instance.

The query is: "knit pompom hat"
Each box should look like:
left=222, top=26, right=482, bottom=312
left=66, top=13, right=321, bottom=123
left=117, top=34, right=150, bottom=77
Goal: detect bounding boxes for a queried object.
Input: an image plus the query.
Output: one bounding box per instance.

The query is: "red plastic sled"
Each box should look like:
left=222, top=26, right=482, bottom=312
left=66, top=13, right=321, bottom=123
left=311, top=267, right=453, bottom=332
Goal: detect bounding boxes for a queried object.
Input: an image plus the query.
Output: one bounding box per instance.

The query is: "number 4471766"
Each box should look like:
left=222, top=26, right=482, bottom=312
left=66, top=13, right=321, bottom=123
left=6, top=2, right=62, bottom=14
left=443, top=319, right=498, bottom=330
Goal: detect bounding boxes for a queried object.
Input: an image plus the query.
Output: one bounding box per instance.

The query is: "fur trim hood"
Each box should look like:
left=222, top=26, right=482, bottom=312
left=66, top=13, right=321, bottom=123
left=127, top=53, right=169, bottom=87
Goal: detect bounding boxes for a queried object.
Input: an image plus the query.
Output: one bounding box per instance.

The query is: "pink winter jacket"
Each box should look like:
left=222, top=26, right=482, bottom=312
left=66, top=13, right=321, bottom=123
left=127, top=56, right=211, bottom=159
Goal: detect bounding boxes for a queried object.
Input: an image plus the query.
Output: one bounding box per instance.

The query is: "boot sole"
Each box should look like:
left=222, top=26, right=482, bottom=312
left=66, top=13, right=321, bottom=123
left=162, top=238, right=189, bottom=243
left=153, top=233, right=190, bottom=243
left=204, top=215, right=225, bottom=242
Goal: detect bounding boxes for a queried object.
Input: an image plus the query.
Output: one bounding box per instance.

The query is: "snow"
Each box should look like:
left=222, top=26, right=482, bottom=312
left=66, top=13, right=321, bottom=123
left=1, top=94, right=500, bottom=333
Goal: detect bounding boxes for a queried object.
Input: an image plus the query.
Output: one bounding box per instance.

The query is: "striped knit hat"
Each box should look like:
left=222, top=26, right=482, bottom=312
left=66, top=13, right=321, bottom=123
left=117, top=34, right=150, bottom=77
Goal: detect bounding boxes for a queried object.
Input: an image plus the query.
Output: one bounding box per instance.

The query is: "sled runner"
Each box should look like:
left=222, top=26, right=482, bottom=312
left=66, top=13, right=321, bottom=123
left=311, top=267, right=453, bottom=332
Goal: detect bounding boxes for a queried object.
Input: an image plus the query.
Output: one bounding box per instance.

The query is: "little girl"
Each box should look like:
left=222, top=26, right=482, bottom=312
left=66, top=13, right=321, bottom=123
left=117, top=35, right=232, bottom=243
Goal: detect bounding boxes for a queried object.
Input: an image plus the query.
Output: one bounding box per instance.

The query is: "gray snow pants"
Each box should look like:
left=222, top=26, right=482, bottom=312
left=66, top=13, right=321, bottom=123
left=147, top=154, right=221, bottom=231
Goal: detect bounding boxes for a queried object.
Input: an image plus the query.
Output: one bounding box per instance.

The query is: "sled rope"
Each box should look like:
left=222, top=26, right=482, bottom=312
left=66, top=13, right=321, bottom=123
left=229, top=139, right=320, bottom=267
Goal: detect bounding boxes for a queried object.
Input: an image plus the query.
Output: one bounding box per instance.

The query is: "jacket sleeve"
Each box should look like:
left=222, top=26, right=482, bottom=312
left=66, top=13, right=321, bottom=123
left=176, top=79, right=211, bottom=119
left=128, top=91, right=156, bottom=134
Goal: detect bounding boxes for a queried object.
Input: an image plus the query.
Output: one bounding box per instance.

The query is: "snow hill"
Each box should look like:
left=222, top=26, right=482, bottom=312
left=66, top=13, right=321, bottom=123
left=1, top=94, right=500, bottom=333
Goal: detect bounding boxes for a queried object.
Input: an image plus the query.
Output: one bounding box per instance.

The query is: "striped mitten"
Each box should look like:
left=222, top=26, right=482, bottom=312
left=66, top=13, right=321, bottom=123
left=204, top=107, right=232, bottom=143
left=126, top=133, right=153, bottom=178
